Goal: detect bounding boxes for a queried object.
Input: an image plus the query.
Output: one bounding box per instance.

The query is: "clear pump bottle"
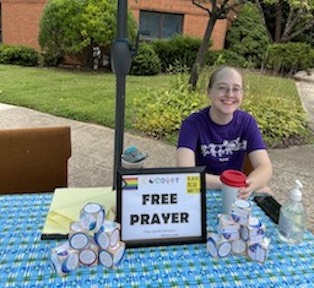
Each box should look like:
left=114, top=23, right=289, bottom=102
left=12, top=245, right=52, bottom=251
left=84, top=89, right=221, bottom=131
left=278, top=180, right=306, bottom=244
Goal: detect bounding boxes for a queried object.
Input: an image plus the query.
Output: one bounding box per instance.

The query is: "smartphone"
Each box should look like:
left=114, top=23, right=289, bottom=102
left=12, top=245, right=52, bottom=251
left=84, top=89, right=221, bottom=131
left=253, top=196, right=281, bottom=224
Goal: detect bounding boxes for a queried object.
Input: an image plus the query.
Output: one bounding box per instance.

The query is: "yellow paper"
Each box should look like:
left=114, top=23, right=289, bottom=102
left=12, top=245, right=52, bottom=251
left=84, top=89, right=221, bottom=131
left=42, top=186, right=116, bottom=238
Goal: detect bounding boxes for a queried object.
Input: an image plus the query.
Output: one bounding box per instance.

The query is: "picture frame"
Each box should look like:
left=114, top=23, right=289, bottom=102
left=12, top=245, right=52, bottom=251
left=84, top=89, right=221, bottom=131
left=116, top=166, right=207, bottom=248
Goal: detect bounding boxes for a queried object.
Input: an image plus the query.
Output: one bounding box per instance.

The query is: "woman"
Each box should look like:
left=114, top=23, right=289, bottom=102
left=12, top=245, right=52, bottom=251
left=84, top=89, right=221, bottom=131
left=176, top=66, right=272, bottom=199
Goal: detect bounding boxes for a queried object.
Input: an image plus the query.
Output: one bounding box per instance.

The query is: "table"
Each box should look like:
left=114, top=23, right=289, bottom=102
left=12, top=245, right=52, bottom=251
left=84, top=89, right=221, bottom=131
left=1, top=191, right=314, bottom=287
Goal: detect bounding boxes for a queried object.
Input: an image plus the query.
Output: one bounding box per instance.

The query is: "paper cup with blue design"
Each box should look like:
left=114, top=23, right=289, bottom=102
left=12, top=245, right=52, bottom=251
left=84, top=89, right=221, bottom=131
left=220, top=169, right=247, bottom=215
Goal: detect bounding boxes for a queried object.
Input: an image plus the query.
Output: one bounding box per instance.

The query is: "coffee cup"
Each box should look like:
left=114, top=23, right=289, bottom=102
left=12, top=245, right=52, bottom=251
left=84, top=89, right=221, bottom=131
left=220, top=169, right=247, bottom=214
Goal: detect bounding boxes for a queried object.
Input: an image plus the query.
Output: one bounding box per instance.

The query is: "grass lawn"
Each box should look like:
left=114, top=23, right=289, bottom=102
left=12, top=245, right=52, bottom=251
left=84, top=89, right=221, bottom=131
left=0, top=64, right=309, bottom=146
left=0, top=64, right=171, bottom=130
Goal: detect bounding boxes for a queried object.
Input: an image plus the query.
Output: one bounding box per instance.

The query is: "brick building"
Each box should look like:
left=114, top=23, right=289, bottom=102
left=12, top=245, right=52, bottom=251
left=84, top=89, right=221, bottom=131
left=0, top=0, right=229, bottom=51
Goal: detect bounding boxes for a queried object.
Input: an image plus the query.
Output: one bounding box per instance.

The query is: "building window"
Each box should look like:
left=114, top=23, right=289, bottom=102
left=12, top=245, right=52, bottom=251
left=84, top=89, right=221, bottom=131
left=140, top=10, right=183, bottom=40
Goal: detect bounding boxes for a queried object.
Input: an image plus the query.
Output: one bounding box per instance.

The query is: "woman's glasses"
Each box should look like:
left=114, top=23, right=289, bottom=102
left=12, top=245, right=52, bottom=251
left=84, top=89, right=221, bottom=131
left=213, top=85, right=243, bottom=95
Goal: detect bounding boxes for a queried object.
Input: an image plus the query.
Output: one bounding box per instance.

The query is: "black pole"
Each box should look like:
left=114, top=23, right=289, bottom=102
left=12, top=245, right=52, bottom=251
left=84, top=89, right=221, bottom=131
left=117, top=0, right=127, bottom=37
left=112, top=0, right=132, bottom=190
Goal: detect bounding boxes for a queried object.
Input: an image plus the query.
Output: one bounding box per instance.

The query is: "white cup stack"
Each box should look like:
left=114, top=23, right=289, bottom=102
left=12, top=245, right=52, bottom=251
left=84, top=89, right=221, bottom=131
left=206, top=199, right=271, bottom=263
left=51, top=202, right=126, bottom=276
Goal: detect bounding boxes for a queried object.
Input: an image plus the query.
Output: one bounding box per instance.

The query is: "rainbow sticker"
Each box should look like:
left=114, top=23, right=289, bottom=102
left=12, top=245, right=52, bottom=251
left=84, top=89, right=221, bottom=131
left=122, top=177, right=138, bottom=190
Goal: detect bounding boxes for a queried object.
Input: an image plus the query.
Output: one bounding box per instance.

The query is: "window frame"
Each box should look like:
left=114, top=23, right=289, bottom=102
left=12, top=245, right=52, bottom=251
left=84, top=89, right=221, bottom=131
left=139, top=10, right=184, bottom=40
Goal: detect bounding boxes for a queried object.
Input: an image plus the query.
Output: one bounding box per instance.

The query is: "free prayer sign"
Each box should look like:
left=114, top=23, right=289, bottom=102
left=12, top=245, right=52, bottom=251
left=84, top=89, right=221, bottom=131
left=116, top=167, right=206, bottom=247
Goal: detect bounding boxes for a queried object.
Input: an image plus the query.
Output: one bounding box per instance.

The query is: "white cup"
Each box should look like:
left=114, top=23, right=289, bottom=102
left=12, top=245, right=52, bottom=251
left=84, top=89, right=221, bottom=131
left=220, top=170, right=247, bottom=215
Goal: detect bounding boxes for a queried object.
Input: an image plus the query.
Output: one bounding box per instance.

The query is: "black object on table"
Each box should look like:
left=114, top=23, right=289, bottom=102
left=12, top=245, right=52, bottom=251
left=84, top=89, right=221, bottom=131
left=254, top=196, right=281, bottom=224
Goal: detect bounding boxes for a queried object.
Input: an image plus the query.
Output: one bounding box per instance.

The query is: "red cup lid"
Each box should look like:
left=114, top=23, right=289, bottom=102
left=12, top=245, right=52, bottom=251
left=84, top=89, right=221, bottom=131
left=220, top=169, right=247, bottom=187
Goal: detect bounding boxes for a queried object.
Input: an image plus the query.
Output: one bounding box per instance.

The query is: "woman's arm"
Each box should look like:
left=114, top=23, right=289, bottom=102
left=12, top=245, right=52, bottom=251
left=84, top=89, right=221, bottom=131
left=238, top=149, right=273, bottom=199
left=176, top=147, right=222, bottom=189
left=176, top=147, right=195, bottom=167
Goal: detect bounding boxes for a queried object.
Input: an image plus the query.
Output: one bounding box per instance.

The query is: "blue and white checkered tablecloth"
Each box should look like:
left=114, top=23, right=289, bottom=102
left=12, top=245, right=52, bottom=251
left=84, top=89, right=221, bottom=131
left=1, top=191, right=314, bottom=288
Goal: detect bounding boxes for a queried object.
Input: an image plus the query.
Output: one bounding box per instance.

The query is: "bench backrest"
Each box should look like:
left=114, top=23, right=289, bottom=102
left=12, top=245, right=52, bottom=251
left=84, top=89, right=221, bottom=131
left=0, top=126, right=71, bottom=194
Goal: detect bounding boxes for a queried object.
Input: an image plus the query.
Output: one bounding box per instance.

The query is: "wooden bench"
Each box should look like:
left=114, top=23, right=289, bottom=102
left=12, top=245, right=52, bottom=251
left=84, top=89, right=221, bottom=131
left=0, top=126, right=71, bottom=194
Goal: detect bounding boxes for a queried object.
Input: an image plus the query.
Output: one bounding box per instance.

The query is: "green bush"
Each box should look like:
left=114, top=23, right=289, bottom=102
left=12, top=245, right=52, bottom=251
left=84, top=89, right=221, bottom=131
left=151, top=35, right=203, bottom=72
left=242, top=89, right=309, bottom=147
left=39, top=0, right=137, bottom=67
left=225, top=3, right=270, bottom=68
left=130, top=43, right=161, bottom=76
left=0, top=45, right=39, bottom=66
left=133, top=76, right=207, bottom=138
left=42, top=51, right=64, bottom=67
left=206, top=49, right=247, bottom=68
left=265, top=42, right=314, bottom=76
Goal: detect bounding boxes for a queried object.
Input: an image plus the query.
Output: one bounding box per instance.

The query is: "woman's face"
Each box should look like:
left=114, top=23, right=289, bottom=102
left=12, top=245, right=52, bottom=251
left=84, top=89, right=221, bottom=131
left=208, top=68, right=243, bottom=118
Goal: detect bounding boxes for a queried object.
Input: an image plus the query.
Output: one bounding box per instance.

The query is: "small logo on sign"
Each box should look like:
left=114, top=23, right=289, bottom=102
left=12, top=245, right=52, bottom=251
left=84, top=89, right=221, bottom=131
left=122, top=177, right=138, bottom=190
left=187, top=176, right=200, bottom=193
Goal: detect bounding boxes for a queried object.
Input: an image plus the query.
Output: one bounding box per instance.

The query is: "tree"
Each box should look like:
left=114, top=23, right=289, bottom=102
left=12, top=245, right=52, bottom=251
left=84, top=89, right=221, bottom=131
left=254, top=0, right=314, bottom=43
left=39, top=0, right=137, bottom=66
left=189, top=0, right=245, bottom=89
left=225, top=3, right=271, bottom=67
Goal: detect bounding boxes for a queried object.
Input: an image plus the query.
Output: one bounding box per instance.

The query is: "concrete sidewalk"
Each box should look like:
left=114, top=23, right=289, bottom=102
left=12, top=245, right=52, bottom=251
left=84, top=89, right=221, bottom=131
left=0, top=73, right=314, bottom=232
left=0, top=103, right=177, bottom=188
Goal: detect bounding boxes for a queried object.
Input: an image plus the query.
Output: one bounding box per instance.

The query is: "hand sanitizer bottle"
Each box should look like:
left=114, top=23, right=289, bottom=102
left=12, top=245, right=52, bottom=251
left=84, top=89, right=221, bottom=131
left=278, top=180, right=306, bottom=244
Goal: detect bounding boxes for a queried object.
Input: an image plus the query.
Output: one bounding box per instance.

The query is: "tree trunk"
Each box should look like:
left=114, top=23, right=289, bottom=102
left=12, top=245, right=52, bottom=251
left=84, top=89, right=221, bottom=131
left=281, top=9, right=304, bottom=42
left=274, top=0, right=283, bottom=43
left=188, top=15, right=217, bottom=90
left=254, top=0, right=274, bottom=43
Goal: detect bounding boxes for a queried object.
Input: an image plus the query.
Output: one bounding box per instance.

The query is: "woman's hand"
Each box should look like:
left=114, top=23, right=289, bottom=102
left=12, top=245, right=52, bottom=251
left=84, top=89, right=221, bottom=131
left=238, top=179, right=274, bottom=199
left=237, top=178, right=256, bottom=199
left=238, top=150, right=273, bottom=199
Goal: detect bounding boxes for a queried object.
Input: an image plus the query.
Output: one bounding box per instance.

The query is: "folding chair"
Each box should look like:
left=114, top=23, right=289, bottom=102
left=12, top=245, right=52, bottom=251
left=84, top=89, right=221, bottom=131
left=0, top=126, right=71, bottom=194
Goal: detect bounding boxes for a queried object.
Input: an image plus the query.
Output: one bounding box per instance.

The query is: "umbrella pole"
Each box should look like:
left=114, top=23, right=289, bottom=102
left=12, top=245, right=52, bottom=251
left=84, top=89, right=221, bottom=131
left=112, top=0, right=132, bottom=190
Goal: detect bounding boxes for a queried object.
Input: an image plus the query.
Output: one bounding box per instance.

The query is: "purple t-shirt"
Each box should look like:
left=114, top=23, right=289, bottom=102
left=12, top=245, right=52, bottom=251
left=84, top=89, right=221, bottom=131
left=177, top=107, right=266, bottom=175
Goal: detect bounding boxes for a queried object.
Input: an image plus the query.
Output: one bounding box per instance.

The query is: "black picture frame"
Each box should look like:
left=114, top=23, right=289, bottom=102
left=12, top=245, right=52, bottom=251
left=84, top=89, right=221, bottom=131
left=116, top=166, right=207, bottom=248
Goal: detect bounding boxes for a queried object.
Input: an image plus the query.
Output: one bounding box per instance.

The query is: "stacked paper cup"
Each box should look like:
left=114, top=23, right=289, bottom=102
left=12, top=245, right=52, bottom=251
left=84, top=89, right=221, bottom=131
left=51, top=202, right=126, bottom=276
left=206, top=199, right=271, bottom=263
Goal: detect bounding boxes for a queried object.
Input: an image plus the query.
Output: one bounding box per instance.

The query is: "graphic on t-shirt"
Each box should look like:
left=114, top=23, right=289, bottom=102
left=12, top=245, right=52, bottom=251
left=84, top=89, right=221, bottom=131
left=200, top=137, right=247, bottom=160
